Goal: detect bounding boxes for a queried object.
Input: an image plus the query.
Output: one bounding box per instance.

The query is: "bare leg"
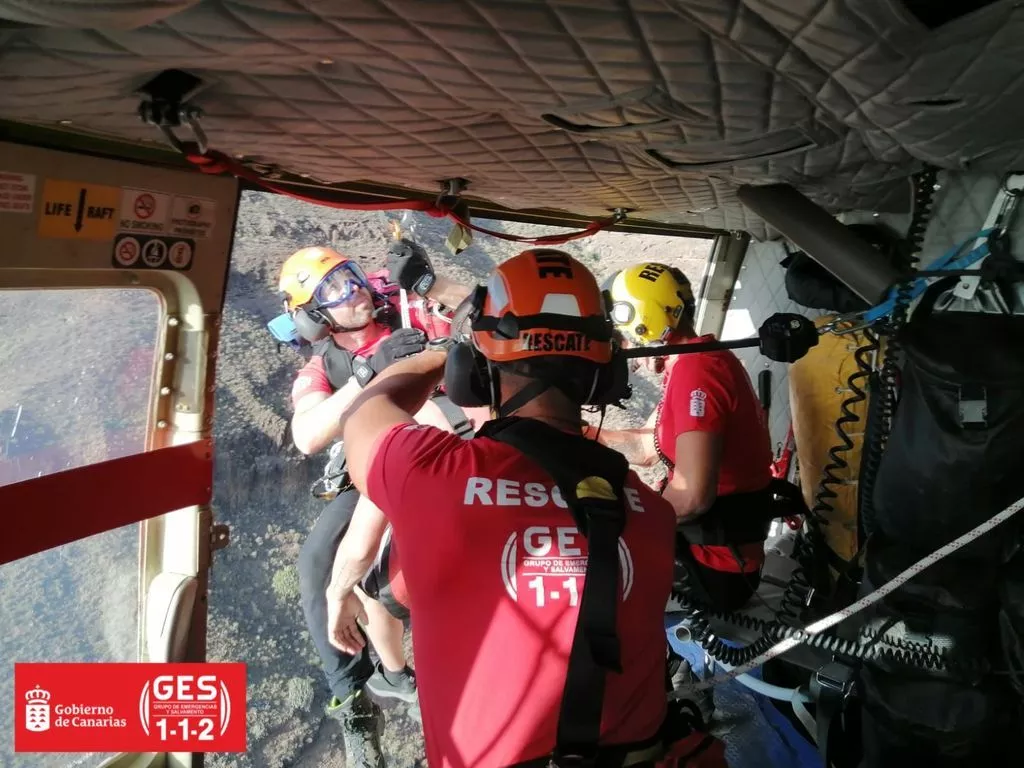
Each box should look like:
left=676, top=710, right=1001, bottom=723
left=355, top=585, right=407, bottom=672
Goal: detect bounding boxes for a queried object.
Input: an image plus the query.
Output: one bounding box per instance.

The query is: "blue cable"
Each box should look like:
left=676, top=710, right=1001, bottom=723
left=861, top=228, right=996, bottom=323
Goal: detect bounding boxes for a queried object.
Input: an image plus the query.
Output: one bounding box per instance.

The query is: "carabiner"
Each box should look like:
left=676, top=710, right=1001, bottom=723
left=819, top=312, right=872, bottom=336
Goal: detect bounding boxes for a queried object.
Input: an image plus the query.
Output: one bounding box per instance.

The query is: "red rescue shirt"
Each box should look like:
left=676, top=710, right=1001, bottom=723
left=367, top=424, right=676, bottom=768
left=291, top=275, right=450, bottom=407
left=656, top=335, right=773, bottom=496
left=656, top=336, right=773, bottom=574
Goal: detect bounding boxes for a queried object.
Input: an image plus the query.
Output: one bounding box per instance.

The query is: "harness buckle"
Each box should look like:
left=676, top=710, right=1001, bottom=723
left=958, top=384, right=988, bottom=429
left=811, top=660, right=856, bottom=702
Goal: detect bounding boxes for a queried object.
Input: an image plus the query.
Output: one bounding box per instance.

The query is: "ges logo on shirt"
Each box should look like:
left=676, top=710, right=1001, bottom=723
left=461, top=475, right=642, bottom=610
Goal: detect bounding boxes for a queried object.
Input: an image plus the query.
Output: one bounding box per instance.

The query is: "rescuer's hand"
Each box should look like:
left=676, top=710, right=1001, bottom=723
left=327, top=592, right=368, bottom=654
left=387, top=238, right=436, bottom=297
left=356, top=328, right=428, bottom=387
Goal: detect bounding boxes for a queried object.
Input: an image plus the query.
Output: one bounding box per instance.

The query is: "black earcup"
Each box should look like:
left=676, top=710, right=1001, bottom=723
left=444, top=343, right=492, bottom=407
left=587, top=353, right=632, bottom=406
left=293, top=307, right=330, bottom=342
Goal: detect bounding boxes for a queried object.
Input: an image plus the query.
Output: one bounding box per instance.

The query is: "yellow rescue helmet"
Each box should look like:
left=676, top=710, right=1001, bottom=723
left=278, top=247, right=364, bottom=311
left=608, top=263, right=695, bottom=345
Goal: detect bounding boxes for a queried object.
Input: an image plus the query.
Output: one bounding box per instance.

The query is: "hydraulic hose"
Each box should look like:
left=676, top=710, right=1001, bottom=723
left=708, top=657, right=813, bottom=703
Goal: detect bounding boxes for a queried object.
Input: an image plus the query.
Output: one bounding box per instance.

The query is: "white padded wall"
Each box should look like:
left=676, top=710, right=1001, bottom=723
left=721, top=240, right=812, bottom=450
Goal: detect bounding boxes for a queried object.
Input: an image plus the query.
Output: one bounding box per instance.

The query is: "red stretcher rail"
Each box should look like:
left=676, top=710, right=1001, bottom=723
left=0, top=440, right=213, bottom=566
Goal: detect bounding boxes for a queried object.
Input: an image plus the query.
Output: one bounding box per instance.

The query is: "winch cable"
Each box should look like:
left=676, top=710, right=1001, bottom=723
left=182, top=147, right=626, bottom=247
left=672, top=492, right=1024, bottom=695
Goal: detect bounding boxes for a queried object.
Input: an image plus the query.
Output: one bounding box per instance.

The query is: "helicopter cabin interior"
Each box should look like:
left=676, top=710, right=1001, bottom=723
left=2, top=1, right=1024, bottom=767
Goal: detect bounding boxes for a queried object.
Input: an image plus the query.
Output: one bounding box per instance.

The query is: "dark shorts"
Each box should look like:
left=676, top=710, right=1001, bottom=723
left=360, top=525, right=410, bottom=622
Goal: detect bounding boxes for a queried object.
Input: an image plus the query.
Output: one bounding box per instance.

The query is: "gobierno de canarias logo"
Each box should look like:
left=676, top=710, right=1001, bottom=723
left=15, top=663, right=246, bottom=753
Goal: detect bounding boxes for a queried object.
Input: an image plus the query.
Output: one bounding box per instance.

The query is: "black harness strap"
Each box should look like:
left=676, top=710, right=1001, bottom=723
left=430, top=393, right=475, bottom=439
left=316, top=337, right=474, bottom=438
left=477, top=417, right=629, bottom=765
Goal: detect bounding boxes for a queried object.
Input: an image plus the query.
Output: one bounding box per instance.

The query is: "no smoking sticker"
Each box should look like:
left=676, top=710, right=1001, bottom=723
left=134, top=193, right=156, bottom=219
left=119, top=188, right=170, bottom=234
left=115, top=237, right=141, bottom=266
left=112, top=234, right=195, bottom=271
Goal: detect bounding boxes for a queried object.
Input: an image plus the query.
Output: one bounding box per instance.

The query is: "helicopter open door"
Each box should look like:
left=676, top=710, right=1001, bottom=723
left=0, top=140, right=240, bottom=768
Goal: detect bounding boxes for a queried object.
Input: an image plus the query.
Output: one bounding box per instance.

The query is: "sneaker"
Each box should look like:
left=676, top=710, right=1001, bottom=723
left=326, top=690, right=384, bottom=768
left=670, top=658, right=715, bottom=726
left=365, top=662, right=418, bottom=703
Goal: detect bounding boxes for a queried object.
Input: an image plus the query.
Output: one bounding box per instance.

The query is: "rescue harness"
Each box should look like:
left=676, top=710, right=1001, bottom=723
left=480, top=417, right=720, bottom=768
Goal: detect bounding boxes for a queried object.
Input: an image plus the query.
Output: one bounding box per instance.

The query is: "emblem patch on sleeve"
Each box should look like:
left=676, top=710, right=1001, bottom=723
left=689, top=389, right=707, bottom=418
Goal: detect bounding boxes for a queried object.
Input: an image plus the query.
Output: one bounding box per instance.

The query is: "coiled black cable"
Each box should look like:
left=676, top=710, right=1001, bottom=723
left=772, top=328, right=879, bottom=627
left=905, top=167, right=939, bottom=260
left=859, top=624, right=950, bottom=672
left=670, top=168, right=948, bottom=674
left=675, top=567, right=952, bottom=671
left=776, top=530, right=818, bottom=627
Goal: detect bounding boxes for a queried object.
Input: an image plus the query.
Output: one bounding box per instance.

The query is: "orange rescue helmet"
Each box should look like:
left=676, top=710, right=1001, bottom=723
left=470, top=249, right=613, bottom=365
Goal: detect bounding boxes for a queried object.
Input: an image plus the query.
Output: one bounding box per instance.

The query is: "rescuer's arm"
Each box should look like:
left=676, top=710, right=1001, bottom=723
left=342, top=349, right=449, bottom=493
left=325, top=496, right=389, bottom=654
left=586, top=426, right=658, bottom=466
left=291, top=380, right=362, bottom=456
left=584, top=408, right=659, bottom=466
left=327, top=497, right=388, bottom=601
left=424, top=275, right=473, bottom=310
left=662, top=431, right=722, bottom=522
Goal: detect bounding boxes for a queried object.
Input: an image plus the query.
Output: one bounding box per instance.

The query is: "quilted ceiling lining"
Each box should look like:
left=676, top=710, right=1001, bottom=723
left=0, top=0, right=1021, bottom=239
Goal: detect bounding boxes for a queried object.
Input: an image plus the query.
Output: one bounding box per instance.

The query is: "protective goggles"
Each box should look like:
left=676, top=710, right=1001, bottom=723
left=311, top=261, right=370, bottom=309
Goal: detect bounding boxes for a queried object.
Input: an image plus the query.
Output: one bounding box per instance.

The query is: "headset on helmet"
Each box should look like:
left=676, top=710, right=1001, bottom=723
left=608, top=262, right=695, bottom=345
left=443, top=249, right=631, bottom=413
left=278, top=247, right=374, bottom=341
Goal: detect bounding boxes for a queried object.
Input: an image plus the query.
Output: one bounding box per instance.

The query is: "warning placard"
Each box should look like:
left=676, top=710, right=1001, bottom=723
left=112, top=234, right=194, bottom=271
left=169, top=195, right=216, bottom=239
left=0, top=171, right=35, bottom=214
left=114, top=236, right=141, bottom=267
left=119, top=188, right=171, bottom=234
left=38, top=180, right=119, bottom=240
left=168, top=240, right=194, bottom=269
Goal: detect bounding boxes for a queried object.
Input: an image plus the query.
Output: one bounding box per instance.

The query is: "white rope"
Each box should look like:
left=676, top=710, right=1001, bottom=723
left=676, top=493, right=1024, bottom=693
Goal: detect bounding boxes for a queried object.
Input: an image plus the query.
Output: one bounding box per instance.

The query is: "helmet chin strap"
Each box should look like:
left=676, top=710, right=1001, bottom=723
left=312, top=305, right=374, bottom=334
left=497, top=378, right=553, bottom=419
left=487, top=360, right=550, bottom=419
left=490, top=363, right=600, bottom=419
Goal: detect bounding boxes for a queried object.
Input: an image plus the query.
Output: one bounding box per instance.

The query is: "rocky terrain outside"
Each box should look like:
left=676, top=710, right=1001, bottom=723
left=0, top=191, right=711, bottom=768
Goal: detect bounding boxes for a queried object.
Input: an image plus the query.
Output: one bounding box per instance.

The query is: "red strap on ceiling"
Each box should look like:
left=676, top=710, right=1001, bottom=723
left=0, top=440, right=213, bottom=566
left=185, top=149, right=623, bottom=246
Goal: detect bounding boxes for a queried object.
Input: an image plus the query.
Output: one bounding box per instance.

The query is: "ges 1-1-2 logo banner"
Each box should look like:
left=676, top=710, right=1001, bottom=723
left=14, top=663, right=246, bottom=753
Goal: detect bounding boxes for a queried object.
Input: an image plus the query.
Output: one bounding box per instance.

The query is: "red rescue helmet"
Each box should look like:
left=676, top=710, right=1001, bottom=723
left=469, top=249, right=613, bottom=365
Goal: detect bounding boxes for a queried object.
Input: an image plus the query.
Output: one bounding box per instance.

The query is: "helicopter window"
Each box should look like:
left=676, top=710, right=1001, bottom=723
left=0, top=287, right=161, bottom=768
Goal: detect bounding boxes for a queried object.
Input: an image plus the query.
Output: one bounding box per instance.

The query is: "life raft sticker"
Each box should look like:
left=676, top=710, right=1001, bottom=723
left=169, top=195, right=216, bottom=239
left=112, top=234, right=195, bottom=271
left=0, top=171, right=35, bottom=214
left=38, top=180, right=119, bottom=240
left=119, top=188, right=171, bottom=234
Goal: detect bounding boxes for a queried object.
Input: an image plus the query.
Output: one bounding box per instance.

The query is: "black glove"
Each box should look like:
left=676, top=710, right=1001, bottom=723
left=353, top=328, right=428, bottom=387
left=387, top=238, right=436, bottom=297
